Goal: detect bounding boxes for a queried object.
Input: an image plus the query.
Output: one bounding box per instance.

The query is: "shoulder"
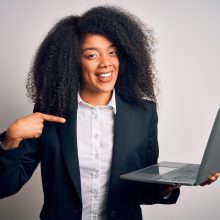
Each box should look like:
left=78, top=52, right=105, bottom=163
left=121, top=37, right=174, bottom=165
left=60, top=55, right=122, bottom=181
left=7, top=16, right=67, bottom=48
left=127, top=97, right=157, bottom=113
left=115, top=90, right=157, bottom=118
left=142, top=99, right=157, bottom=110
left=115, top=90, right=156, bottom=108
left=136, top=100, right=157, bottom=122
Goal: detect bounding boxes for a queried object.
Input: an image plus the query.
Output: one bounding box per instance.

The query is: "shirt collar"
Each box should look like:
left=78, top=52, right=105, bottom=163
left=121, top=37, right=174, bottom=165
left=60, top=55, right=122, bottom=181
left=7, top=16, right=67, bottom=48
left=77, top=89, right=117, bottom=114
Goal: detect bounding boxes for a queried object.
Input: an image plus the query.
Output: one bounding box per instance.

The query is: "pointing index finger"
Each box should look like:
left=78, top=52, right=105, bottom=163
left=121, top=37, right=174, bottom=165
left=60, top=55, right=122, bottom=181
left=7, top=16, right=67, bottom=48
left=40, top=113, right=66, bottom=123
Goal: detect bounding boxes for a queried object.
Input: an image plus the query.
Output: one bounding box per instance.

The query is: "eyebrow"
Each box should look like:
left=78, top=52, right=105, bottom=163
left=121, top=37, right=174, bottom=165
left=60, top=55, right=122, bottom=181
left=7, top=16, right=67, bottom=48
left=81, top=44, right=116, bottom=53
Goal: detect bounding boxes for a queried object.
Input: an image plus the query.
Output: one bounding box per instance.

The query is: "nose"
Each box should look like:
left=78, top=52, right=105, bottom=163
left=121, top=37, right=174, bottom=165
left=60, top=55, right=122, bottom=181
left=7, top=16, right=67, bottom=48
left=98, top=54, right=112, bottom=68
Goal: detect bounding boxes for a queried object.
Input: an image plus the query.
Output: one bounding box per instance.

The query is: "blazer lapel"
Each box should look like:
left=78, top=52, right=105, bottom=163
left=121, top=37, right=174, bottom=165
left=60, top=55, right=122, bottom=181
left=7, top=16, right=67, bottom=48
left=57, top=110, right=82, bottom=201
left=108, top=93, right=136, bottom=187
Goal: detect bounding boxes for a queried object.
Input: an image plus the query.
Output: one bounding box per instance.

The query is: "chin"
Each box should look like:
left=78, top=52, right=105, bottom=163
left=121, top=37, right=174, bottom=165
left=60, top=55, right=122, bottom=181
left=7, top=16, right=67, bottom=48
left=97, top=86, right=115, bottom=93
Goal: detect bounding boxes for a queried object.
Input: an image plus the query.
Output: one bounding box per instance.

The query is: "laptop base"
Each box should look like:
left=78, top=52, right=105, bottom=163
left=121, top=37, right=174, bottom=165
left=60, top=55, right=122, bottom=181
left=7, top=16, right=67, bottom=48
left=120, top=161, right=200, bottom=186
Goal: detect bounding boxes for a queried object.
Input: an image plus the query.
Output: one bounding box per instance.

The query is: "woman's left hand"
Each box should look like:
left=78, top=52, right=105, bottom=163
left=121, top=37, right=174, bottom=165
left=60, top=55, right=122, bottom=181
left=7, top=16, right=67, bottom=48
left=161, top=172, right=220, bottom=197
left=200, top=172, right=220, bottom=186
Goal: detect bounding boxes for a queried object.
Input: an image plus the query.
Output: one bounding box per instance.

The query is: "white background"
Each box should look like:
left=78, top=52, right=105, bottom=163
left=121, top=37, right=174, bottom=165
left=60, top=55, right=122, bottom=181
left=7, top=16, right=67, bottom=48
left=0, top=0, right=219, bottom=219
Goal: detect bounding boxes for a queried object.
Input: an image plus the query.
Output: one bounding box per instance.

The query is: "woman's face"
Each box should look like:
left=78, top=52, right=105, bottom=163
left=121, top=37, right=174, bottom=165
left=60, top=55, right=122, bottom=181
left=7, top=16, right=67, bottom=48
left=80, top=34, right=119, bottom=96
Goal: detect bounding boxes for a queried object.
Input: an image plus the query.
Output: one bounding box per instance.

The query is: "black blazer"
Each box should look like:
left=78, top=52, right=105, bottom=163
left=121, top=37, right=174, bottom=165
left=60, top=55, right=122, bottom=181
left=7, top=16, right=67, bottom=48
left=0, top=93, right=179, bottom=220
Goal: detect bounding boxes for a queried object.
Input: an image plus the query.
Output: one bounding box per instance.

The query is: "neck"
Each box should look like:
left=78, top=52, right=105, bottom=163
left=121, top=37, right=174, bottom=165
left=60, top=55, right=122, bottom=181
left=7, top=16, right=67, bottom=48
left=79, top=90, right=113, bottom=106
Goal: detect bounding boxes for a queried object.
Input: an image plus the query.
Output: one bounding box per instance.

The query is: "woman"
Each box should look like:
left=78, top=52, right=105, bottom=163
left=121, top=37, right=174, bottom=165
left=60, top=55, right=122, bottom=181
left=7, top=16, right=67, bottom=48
left=0, top=6, right=218, bottom=220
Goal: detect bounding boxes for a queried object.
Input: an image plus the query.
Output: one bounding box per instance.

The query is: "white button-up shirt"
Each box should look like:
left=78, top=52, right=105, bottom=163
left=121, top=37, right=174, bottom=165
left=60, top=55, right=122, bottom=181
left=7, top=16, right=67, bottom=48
left=77, top=90, right=116, bottom=220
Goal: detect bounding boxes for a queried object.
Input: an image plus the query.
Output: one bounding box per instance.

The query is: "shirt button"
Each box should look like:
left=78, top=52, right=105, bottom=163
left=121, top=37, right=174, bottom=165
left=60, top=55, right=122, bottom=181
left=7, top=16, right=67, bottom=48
left=94, top=134, right=98, bottom=139
left=92, top=215, right=97, bottom=220
left=95, top=153, right=99, bottom=160
left=73, top=209, right=80, bottom=213
left=92, top=188, right=97, bottom=194
left=92, top=110, right=98, bottom=119
left=110, top=211, right=116, bottom=218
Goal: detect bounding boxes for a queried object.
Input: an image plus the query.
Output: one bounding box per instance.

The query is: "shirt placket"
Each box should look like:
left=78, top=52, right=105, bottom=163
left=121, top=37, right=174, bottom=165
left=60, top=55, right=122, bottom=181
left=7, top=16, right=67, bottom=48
left=91, top=108, right=100, bottom=220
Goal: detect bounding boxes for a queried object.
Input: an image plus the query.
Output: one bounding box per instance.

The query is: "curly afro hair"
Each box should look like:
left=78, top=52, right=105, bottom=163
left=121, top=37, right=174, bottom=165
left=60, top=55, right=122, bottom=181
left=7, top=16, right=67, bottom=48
left=26, top=5, right=158, bottom=117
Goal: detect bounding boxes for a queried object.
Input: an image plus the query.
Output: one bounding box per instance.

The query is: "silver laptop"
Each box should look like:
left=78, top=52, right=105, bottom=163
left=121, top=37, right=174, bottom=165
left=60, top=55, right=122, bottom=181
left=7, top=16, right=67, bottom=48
left=120, top=109, right=220, bottom=186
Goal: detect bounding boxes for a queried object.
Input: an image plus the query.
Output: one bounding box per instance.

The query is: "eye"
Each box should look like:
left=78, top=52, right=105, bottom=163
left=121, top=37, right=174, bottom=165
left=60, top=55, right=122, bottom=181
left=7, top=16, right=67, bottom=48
left=109, top=50, right=118, bottom=56
left=86, top=53, right=98, bottom=59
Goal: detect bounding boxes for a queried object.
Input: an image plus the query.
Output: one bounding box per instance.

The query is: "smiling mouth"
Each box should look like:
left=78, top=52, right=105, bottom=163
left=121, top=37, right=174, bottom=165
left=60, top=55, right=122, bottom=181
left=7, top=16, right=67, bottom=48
left=95, top=71, right=113, bottom=83
left=95, top=72, right=112, bottom=78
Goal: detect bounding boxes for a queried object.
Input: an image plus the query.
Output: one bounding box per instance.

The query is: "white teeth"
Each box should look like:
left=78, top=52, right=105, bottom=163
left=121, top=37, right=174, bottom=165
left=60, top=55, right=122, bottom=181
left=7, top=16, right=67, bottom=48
left=97, top=72, right=112, bottom=78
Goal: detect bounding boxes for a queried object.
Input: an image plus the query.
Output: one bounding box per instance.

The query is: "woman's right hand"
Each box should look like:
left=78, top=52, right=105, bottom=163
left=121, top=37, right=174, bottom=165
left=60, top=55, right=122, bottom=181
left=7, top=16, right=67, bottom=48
left=1, top=112, right=66, bottom=150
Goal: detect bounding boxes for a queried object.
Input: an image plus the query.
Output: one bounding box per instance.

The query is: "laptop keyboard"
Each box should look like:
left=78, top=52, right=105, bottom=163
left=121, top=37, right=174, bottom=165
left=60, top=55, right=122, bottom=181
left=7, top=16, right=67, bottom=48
left=158, top=164, right=200, bottom=183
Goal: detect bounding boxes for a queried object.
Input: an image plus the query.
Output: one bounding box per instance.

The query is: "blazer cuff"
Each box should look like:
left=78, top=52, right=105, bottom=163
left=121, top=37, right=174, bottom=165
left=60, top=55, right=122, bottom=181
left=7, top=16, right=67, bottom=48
left=0, top=132, right=22, bottom=156
left=159, top=188, right=180, bottom=204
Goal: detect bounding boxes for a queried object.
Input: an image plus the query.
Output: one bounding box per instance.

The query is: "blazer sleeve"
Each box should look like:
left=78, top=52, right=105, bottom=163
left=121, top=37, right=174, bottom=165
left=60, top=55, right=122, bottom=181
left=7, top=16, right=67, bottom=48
left=139, top=102, right=180, bottom=205
left=0, top=132, right=40, bottom=199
